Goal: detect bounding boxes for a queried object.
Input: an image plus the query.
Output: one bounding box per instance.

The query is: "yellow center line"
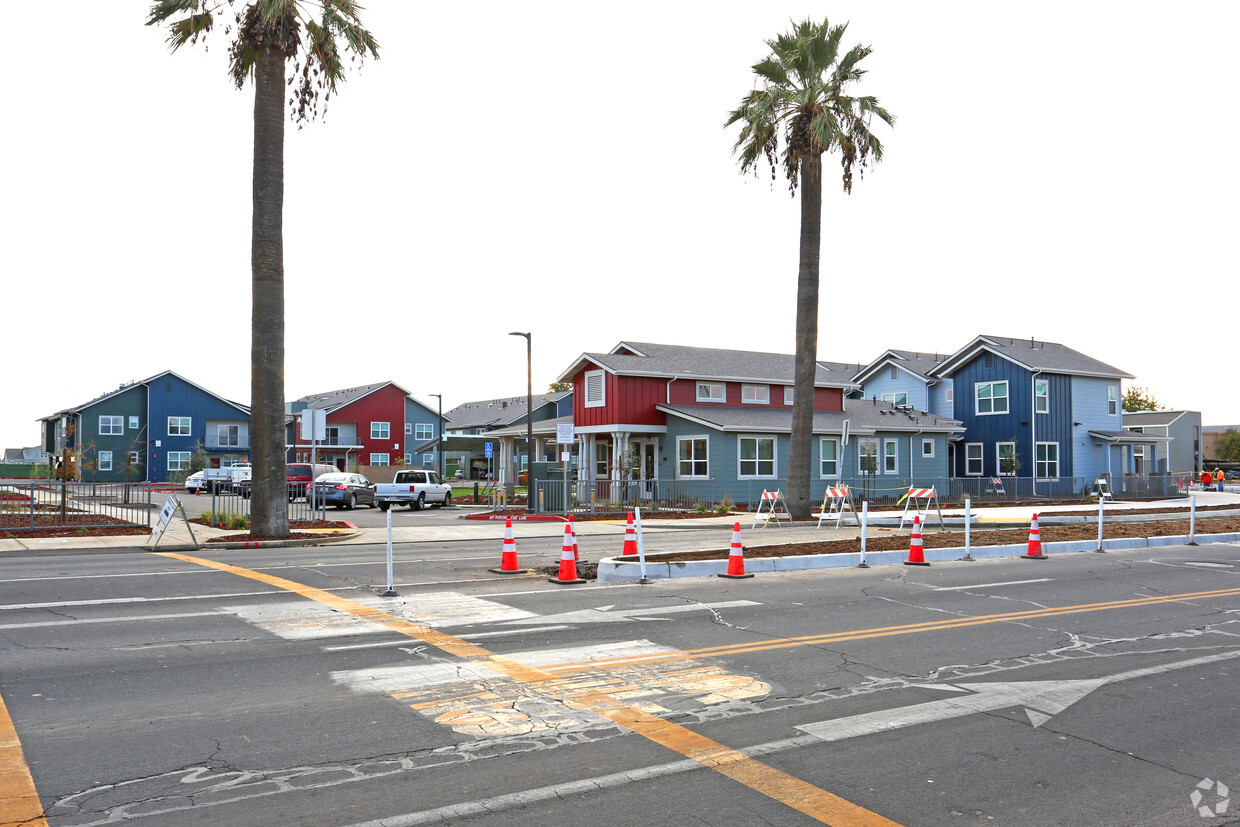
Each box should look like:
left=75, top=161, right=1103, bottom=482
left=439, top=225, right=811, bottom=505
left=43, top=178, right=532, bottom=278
left=0, top=690, right=48, bottom=827
left=158, top=551, right=899, bottom=827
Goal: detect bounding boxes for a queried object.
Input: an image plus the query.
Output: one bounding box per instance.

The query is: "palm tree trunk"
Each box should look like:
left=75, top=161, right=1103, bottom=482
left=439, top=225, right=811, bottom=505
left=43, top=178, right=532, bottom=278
left=787, top=153, right=822, bottom=520
left=250, top=45, right=289, bottom=537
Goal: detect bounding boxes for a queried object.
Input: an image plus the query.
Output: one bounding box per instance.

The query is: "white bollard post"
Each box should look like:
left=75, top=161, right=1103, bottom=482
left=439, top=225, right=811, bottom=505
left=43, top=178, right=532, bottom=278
left=635, top=507, right=651, bottom=584
left=1187, top=494, right=1198, bottom=546
left=1094, top=496, right=1106, bottom=553
left=381, top=506, right=398, bottom=596
left=960, top=497, right=975, bottom=561
left=857, top=501, right=870, bottom=568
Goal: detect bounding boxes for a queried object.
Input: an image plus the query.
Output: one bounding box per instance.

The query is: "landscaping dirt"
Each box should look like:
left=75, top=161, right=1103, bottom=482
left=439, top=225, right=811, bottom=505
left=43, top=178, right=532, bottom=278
left=1, top=514, right=148, bottom=539
left=616, top=517, right=1240, bottom=563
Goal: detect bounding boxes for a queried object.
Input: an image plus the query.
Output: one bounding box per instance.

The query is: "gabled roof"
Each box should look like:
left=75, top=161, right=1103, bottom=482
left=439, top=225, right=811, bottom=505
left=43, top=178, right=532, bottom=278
left=656, top=400, right=962, bottom=436
left=292, top=381, right=409, bottom=414
left=1088, top=430, right=1172, bottom=444
left=556, top=341, right=858, bottom=388
left=39, top=370, right=250, bottom=421
left=1122, top=410, right=1189, bottom=427
left=443, top=391, right=571, bottom=431
left=852, top=349, right=949, bottom=385
left=930, top=335, right=1133, bottom=380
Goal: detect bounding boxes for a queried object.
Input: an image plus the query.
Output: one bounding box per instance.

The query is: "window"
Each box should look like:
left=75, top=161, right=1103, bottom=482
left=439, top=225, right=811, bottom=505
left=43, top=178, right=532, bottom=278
left=99, top=415, right=123, bottom=436
left=167, top=451, right=190, bottom=471
left=883, top=440, right=898, bottom=474
left=984, top=353, right=994, bottom=369
left=965, top=443, right=983, bottom=476
left=584, top=369, right=606, bottom=408
left=404, top=422, right=412, bottom=434
left=1035, top=379, right=1049, bottom=414
left=784, top=387, right=794, bottom=405
left=677, top=436, right=709, bottom=478
left=819, top=438, right=839, bottom=477
left=975, top=381, right=1009, bottom=415
left=128, top=451, right=140, bottom=467
left=945, top=386, right=954, bottom=403
left=128, top=416, right=139, bottom=430
left=890, top=366, right=898, bottom=380
left=168, top=416, right=191, bottom=436
left=415, top=424, right=434, bottom=441
left=921, top=439, right=935, bottom=458
left=1108, top=385, right=1118, bottom=416
left=595, top=442, right=609, bottom=478
left=370, top=453, right=390, bottom=466
left=371, top=422, right=390, bottom=440
left=98, top=451, right=112, bottom=471
left=741, top=385, right=769, bottom=405
left=325, top=426, right=340, bottom=445
left=423, top=453, right=435, bottom=466
left=217, top=424, right=240, bottom=447
left=738, top=436, right=775, bottom=478
left=696, top=382, right=725, bottom=402
left=404, top=454, right=412, bottom=464
left=1036, top=442, right=1059, bottom=479
left=997, top=441, right=1017, bottom=476
left=881, top=391, right=909, bottom=407
left=858, top=439, right=878, bottom=474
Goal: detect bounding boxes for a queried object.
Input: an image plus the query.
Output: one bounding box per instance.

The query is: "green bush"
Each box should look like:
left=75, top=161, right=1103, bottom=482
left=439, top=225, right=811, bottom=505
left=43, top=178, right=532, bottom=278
left=694, top=501, right=710, bottom=514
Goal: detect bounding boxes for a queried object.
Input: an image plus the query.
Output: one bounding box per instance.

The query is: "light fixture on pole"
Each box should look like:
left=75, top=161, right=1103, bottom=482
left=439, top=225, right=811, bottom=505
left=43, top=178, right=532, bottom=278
left=509, top=331, right=532, bottom=495
left=429, top=393, right=443, bottom=478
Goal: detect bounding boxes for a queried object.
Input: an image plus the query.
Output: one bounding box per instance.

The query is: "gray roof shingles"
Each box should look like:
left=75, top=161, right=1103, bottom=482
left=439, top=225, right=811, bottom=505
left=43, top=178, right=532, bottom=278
left=935, top=335, right=1132, bottom=379
left=570, top=342, right=857, bottom=387
left=657, top=400, right=962, bottom=435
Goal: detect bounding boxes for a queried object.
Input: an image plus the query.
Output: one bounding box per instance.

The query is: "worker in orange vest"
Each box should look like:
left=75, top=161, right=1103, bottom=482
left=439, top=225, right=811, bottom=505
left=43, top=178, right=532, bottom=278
left=1216, top=468, right=1226, bottom=492
left=1201, top=469, right=1212, bottom=488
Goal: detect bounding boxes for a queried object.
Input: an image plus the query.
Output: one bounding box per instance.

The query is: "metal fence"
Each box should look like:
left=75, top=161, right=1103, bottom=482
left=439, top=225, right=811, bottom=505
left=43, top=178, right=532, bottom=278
left=531, top=473, right=1184, bottom=515
left=195, top=484, right=329, bottom=524
left=0, top=480, right=153, bottom=532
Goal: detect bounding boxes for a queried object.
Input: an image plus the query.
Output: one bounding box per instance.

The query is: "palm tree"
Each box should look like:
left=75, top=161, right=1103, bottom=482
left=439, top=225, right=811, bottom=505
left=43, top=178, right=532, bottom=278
left=726, top=18, right=893, bottom=520
left=147, top=1, right=378, bottom=536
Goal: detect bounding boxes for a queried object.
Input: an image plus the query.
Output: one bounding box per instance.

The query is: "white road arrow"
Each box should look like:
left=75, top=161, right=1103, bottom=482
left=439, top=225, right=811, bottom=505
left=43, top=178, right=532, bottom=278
left=796, top=678, right=1108, bottom=743
left=502, top=600, right=759, bottom=625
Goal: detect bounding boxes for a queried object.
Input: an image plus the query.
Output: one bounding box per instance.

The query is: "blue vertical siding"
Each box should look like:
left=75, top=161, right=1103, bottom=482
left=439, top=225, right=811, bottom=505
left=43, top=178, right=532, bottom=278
left=147, top=374, right=250, bottom=482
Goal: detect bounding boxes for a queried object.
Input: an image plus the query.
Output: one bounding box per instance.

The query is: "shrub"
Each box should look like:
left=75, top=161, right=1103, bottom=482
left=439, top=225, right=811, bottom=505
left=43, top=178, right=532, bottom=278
left=694, top=501, right=710, bottom=514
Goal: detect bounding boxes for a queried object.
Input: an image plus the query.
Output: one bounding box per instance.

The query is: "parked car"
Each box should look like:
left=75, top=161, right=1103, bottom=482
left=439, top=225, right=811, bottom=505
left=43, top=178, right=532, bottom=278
left=184, top=470, right=207, bottom=493
left=239, top=463, right=338, bottom=501
left=310, top=472, right=376, bottom=509
left=374, top=469, right=453, bottom=511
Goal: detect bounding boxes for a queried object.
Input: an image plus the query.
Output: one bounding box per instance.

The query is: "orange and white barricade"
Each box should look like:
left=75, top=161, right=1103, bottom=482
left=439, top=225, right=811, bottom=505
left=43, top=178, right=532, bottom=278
left=816, top=485, right=859, bottom=529
left=752, top=489, right=792, bottom=528
left=898, top=486, right=944, bottom=530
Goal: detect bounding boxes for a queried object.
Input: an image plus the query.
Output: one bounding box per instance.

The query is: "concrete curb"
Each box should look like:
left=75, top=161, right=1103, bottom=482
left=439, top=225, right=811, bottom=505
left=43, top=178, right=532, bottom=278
left=595, top=532, right=1240, bottom=582
left=156, top=530, right=363, bottom=552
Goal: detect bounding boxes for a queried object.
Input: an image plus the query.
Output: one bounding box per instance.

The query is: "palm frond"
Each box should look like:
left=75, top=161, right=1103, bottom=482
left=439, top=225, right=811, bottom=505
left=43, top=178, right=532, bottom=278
left=751, top=57, right=788, bottom=87
left=146, top=0, right=208, bottom=27
left=163, top=12, right=215, bottom=52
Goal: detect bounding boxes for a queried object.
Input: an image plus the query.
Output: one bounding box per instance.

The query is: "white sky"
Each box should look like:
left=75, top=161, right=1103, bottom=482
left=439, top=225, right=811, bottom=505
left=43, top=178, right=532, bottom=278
left=3, top=2, right=1237, bottom=450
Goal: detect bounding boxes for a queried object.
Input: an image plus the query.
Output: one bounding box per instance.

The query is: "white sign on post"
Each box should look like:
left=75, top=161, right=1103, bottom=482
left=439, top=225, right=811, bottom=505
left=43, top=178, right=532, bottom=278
left=301, top=408, right=327, bottom=441
left=556, top=423, right=575, bottom=444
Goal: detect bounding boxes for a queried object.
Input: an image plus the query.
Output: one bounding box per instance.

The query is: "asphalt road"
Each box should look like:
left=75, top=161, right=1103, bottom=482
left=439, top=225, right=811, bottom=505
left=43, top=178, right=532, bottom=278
left=3, top=538, right=1240, bottom=826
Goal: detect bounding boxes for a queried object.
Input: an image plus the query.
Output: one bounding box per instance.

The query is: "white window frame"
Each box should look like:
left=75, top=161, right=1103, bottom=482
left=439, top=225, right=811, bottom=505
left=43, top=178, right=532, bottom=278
left=737, top=435, right=776, bottom=479
left=99, top=415, right=123, bottom=436
left=371, top=421, right=390, bottom=440
left=1035, top=442, right=1060, bottom=480
left=696, top=382, right=726, bottom=403
left=881, top=391, right=909, bottom=407
left=858, top=438, right=879, bottom=475
left=883, top=439, right=898, bottom=474
left=1035, top=379, right=1049, bottom=414
left=996, top=441, right=1017, bottom=476
left=97, top=450, right=112, bottom=471
left=595, top=442, right=609, bottom=478
left=217, top=424, right=240, bottom=447
left=784, top=386, right=794, bottom=406
left=404, top=453, right=412, bottom=464
left=921, top=438, right=935, bottom=459
left=167, top=416, right=191, bottom=436
left=889, top=366, right=898, bottom=380
left=584, top=369, right=606, bottom=408
left=676, top=435, right=709, bottom=479
left=423, top=453, right=435, bottom=466
left=370, top=453, right=390, bottom=466
left=965, top=443, right=984, bottom=476
left=741, top=384, right=770, bottom=405
left=128, top=451, right=140, bottom=468
left=945, top=386, right=954, bottom=403
left=819, top=438, right=839, bottom=478
left=415, top=423, right=434, bottom=441
left=167, top=451, right=190, bottom=472
left=128, top=415, right=139, bottom=430
left=404, top=422, right=412, bottom=434
left=1107, top=385, right=1119, bottom=416
left=974, top=381, right=1009, bottom=415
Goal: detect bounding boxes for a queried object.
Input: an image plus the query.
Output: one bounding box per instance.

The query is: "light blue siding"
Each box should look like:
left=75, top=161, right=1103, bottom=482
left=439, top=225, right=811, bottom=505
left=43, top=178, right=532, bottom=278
left=859, top=365, right=930, bottom=411
left=1070, top=376, right=1122, bottom=482
left=928, top=381, right=953, bottom=418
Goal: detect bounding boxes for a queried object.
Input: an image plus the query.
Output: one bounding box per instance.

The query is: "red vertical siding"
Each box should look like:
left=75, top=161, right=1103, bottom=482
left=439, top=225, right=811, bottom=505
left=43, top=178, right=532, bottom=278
left=572, top=367, right=666, bottom=426
left=667, top=379, right=842, bottom=411
left=330, top=384, right=408, bottom=462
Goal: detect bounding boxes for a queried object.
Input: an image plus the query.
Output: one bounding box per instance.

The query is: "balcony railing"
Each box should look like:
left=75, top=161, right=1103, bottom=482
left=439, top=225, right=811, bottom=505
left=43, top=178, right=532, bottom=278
left=205, top=434, right=251, bottom=449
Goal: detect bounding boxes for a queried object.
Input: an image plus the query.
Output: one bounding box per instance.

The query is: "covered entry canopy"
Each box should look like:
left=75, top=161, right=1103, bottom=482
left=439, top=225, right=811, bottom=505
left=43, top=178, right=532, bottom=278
left=1089, top=429, right=1172, bottom=479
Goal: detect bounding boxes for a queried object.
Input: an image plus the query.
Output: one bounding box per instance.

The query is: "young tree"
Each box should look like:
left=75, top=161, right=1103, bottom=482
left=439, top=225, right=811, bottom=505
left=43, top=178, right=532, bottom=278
left=1122, top=386, right=1164, bottom=412
left=727, top=18, right=893, bottom=518
left=147, top=1, right=379, bottom=537
left=547, top=381, right=572, bottom=393
left=1217, top=429, right=1240, bottom=463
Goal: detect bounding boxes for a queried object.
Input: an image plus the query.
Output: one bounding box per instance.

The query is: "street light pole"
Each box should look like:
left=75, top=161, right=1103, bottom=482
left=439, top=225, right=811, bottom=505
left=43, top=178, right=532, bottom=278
left=509, top=332, right=532, bottom=496
left=430, top=393, right=443, bottom=478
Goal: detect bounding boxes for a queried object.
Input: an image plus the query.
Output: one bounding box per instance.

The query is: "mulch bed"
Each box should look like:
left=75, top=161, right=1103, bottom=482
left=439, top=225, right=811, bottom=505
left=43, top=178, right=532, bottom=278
left=616, top=517, right=1240, bottom=563
left=189, top=519, right=350, bottom=530
left=1, top=513, right=148, bottom=539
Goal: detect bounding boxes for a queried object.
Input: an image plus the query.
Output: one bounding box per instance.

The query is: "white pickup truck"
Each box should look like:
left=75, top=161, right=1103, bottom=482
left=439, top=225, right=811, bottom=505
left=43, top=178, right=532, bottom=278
left=373, top=469, right=452, bottom=511
left=201, top=463, right=252, bottom=492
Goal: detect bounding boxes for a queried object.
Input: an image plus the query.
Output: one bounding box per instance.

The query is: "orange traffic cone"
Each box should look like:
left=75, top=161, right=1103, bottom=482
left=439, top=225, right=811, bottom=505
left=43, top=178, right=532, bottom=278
left=718, top=522, right=754, bottom=579
left=904, top=516, right=929, bottom=566
left=489, top=518, right=524, bottom=574
left=621, top=512, right=637, bottom=557
left=1023, top=513, right=1047, bottom=559
left=549, top=522, right=586, bottom=585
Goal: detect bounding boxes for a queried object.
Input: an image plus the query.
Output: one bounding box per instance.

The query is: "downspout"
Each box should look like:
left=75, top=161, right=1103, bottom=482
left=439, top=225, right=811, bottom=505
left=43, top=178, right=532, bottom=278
left=666, top=376, right=679, bottom=405
left=1031, top=370, right=1041, bottom=497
